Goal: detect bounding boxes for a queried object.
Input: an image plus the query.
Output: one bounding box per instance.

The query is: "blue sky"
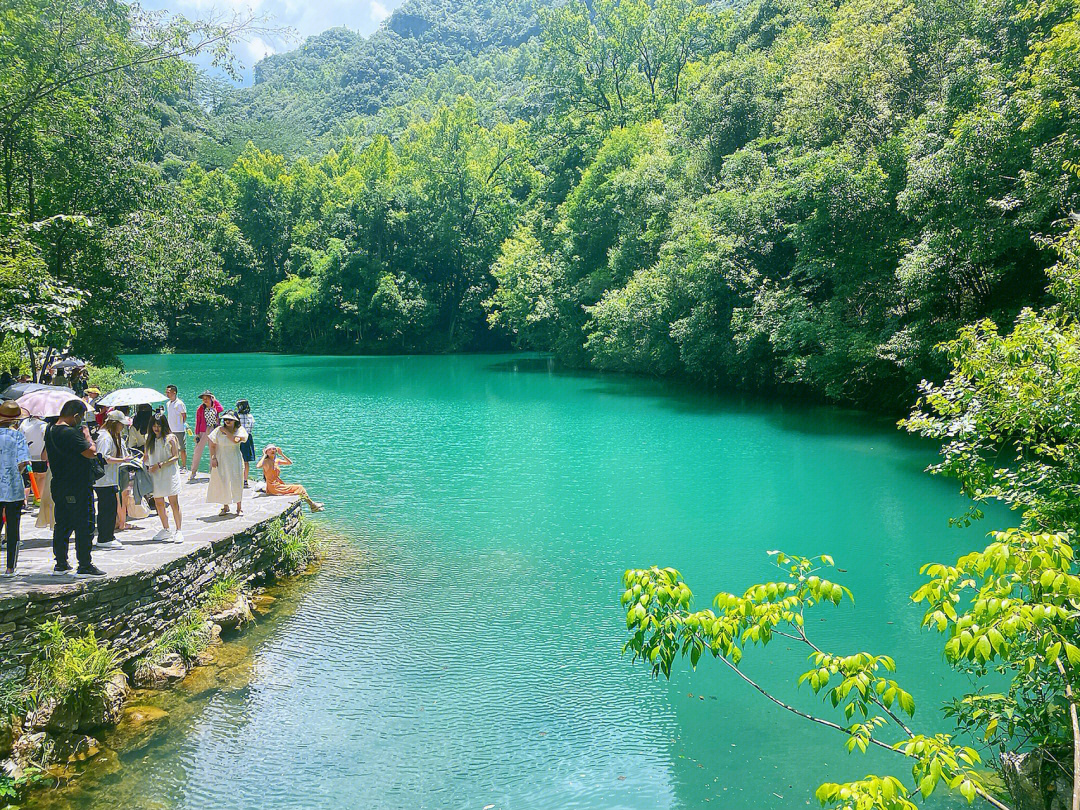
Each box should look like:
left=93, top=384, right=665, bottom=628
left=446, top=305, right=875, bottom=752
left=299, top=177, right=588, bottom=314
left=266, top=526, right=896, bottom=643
left=141, top=0, right=408, bottom=83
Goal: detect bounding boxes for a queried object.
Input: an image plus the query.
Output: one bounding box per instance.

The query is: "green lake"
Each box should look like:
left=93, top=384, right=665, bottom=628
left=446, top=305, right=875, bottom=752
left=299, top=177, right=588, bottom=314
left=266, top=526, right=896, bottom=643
left=52, top=353, right=1000, bottom=810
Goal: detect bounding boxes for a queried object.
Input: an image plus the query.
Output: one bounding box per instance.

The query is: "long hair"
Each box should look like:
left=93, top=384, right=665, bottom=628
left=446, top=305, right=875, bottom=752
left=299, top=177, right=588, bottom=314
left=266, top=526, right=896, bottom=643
left=104, top=419, right=124, bottom=457
left=132, top=403, right=153, bottom=435
left=145, top=412, right=172, bottom=457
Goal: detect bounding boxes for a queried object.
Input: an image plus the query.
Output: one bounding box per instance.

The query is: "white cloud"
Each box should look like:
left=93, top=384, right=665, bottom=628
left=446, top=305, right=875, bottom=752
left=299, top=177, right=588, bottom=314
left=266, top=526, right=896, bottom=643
left=244, top=36, right=277, bottom=61
left=369, top=0, right=390, bottom=22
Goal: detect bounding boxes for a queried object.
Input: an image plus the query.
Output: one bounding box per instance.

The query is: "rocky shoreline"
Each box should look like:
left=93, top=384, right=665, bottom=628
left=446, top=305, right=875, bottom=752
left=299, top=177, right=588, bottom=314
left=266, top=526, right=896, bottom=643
left=0, top=513, right=324, bottom=803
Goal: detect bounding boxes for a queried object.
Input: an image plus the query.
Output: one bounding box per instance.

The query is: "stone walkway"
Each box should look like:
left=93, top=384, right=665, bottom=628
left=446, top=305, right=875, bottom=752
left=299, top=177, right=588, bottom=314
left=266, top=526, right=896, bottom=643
left=0, top=473, right=299, bottom=598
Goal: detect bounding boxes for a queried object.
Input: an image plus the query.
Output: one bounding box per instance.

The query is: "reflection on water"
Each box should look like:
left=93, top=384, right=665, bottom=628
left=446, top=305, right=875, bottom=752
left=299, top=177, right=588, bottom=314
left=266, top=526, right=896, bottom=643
left=28, top=352, right=991, bottom=810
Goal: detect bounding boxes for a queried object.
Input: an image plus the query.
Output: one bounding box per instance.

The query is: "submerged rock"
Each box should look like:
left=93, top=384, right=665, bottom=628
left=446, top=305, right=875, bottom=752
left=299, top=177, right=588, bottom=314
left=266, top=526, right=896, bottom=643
left=251, top=594, right=276, bottom=615
left=10, top=730, right=98, bottom=769
left=210, top=594, right=254, bottom=633
left=122, top=705, right=168, bottom=727
left=29, top=673, right=128, bottom=734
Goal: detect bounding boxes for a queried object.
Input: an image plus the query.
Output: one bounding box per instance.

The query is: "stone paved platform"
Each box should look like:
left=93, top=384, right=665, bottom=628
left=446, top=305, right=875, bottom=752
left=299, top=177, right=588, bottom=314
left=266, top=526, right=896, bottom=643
left=0, top=474, right=299, bottom=598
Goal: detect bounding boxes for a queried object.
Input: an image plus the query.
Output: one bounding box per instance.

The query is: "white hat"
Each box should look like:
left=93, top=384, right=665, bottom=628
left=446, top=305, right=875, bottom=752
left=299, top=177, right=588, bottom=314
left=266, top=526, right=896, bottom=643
left=105, top=409, right=131, bottom=425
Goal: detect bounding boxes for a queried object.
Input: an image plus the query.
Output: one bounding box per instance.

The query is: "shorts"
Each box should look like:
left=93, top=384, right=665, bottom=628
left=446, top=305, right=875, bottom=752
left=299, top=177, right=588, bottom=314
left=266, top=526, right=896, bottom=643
left=172, top=431, right=187, bottom=450
left=240, top=434, right=255, bottom=462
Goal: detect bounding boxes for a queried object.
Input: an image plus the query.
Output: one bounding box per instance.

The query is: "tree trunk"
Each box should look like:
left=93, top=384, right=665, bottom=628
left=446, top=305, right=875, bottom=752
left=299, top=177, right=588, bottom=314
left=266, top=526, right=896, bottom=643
left=1055, top=659, right=1079, bottom=810
left=25, top=335, right=36, bottom=380
left=1069, top=698, right=1079, bottom=810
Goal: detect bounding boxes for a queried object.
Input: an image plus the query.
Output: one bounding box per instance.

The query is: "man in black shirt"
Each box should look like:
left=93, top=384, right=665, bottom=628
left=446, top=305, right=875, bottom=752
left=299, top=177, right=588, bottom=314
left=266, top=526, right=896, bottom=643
left=45, top=399, right=105, bottom=577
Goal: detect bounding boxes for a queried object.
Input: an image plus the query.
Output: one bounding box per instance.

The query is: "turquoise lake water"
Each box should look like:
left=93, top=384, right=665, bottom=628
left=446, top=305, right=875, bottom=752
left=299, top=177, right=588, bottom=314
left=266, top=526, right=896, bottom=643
left=58, top=353, right=1000, bottom=810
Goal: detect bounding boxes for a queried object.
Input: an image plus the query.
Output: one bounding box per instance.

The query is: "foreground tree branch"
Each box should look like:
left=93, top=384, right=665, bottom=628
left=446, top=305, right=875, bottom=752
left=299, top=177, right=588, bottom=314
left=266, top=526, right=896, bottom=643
left=619, top=542, right=1080, bottom=810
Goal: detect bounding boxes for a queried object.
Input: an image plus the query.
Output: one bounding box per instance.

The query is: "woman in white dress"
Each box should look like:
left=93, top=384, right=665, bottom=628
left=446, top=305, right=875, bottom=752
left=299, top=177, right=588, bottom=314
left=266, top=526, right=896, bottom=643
left=207, top=411, right=246, bottom=516
left=145, top=413, right=184, bottom=542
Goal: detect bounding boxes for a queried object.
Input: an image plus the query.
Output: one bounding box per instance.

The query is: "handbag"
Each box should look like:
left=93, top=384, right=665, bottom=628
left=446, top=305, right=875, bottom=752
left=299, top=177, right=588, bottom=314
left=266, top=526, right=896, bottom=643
left=90, top=453, right=106, bottom=482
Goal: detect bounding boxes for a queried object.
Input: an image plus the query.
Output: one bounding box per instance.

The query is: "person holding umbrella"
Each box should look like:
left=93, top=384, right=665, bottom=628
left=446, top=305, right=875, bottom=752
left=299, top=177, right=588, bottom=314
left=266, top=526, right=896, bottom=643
left=0, top=401, right=31, bottom=575
left=189, top=391, right=223, bottom=483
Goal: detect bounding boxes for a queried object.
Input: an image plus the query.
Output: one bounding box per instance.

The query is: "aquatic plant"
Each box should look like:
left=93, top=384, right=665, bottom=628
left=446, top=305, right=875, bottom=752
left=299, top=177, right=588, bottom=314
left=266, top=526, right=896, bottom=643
left=29, top=620, right=121, bottom=714
left=262, top=519, right=324, bottom=578
left=138, top=608, right=212, bottom=672
left=201, top=574, right=244, bottom=614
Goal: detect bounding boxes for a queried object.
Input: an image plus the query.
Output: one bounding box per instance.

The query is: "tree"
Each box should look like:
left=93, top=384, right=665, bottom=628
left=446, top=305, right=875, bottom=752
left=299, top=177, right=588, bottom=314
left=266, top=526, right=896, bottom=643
left=0, top=215, right=81, bottom=376
left=619, top=221, right=1080, bottom=810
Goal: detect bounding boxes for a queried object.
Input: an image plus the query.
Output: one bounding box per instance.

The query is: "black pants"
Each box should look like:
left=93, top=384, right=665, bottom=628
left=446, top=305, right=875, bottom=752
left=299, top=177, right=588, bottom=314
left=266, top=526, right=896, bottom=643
left=94, top=486, right=118, bottom=545
left=53, top=487, right=94, bottom=570
left=2, top=501, right=20, bottom=571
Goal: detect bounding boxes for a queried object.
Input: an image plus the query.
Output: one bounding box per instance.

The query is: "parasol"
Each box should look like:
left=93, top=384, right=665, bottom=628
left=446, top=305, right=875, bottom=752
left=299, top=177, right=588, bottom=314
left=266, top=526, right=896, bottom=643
left=52, top=358, right=86, bottom=370
left=96, top=387, right=167, bottom=407
left=17, top=388, right=82, bottom=417
left=2, top=382, right=75, bottom=400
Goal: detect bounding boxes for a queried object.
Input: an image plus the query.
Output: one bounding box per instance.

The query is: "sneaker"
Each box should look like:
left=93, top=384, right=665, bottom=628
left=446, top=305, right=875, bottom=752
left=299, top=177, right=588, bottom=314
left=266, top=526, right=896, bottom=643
left=151, top=528, right=171, bottom=542
left=171, top=530, right=184, bottom=544
left=52, top=563, right=72, bottom=576
left=74, top=565, right=107, bottom=578
left=97, top=539, right=123, bottom=549
left=310, top=502, right=324, bottom=512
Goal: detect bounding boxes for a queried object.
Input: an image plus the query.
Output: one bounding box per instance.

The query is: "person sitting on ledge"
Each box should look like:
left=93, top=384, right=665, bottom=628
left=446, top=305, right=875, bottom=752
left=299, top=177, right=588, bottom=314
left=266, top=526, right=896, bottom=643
left=256, top=445, right=323, bottom=512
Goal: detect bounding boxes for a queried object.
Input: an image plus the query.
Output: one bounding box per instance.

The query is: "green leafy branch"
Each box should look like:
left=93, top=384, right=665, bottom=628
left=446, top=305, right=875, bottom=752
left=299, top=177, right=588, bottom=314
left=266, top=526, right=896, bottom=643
left=621, top=551, right=1011, bottom=810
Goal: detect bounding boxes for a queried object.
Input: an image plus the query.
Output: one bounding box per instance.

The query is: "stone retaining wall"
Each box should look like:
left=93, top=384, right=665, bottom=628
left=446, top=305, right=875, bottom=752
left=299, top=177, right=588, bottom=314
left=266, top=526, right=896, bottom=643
left=0, top=502, right=301, bottom=677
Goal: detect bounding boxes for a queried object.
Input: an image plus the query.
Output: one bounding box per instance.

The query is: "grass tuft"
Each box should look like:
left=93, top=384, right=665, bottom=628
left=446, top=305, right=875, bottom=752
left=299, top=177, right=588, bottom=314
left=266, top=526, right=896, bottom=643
left=202, top=574, right=243, bottom=614
left=263, top=519, right=325, bottom=578
left=29, top=620, right=121, bottom=710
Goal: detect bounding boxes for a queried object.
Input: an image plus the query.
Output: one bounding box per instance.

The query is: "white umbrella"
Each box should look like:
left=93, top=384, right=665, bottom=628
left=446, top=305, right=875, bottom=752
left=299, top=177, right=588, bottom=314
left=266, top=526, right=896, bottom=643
left=97, top=387, right=167, bottom=407
left=17, top=388, right=82, bottom=417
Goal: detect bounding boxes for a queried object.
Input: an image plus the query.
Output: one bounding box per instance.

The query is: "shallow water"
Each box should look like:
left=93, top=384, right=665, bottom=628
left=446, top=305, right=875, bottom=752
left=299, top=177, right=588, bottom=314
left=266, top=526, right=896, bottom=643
left=40, top=353, right=1001, bottom=810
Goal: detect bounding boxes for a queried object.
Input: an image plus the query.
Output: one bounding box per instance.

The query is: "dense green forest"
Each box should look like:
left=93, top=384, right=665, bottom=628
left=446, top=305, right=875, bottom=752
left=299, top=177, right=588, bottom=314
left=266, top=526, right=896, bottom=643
left=3, top=0, right=1079, bottom=409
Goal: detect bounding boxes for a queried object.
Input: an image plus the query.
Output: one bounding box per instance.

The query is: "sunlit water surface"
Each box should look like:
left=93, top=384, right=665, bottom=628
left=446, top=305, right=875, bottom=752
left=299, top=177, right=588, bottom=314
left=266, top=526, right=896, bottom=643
left=37, top=353, right=999, bottom=810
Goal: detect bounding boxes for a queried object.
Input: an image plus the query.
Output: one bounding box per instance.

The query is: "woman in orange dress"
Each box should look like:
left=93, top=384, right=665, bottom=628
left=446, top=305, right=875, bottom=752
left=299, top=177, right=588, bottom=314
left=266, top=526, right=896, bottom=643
left=256, top=445, right=323, bottom=512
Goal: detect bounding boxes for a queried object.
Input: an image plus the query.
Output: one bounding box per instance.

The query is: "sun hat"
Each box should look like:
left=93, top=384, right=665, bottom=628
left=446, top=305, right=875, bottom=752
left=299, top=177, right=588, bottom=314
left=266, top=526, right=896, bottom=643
left=105, top=409, right=131, bottom=425
left=220, top=410, right=240, bottom=423
left=256, top=444, right=278, bottom=468
left=0, top=400, right=22, bottom=421
left=86, top=387, right=100, bottom=395
left=199, top=390, right=214, bottom=399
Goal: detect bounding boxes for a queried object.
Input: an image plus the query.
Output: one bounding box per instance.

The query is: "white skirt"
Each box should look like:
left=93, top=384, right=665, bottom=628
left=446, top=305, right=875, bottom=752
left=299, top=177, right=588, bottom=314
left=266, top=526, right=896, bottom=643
left=150, top=463, right=182, bottom=498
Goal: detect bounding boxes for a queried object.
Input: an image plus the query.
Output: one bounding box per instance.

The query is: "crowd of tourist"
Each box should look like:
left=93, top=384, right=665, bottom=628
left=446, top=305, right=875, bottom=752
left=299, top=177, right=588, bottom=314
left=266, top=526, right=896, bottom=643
left=0, top=368, right=323, bottom=579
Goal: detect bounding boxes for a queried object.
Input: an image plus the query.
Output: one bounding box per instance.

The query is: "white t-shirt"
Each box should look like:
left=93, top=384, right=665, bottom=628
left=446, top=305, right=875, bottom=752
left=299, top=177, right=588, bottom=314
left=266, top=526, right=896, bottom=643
left=95, top=432, right=125, bottom=487
left=166, top=398, right=187, bottom=432
left=19, top=417, right=46, bottom=461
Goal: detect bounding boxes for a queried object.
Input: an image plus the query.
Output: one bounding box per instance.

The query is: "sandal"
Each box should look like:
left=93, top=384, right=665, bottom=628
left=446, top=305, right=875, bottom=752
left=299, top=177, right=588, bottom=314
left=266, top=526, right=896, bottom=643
left=218, top=507, right=229, bottom=516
